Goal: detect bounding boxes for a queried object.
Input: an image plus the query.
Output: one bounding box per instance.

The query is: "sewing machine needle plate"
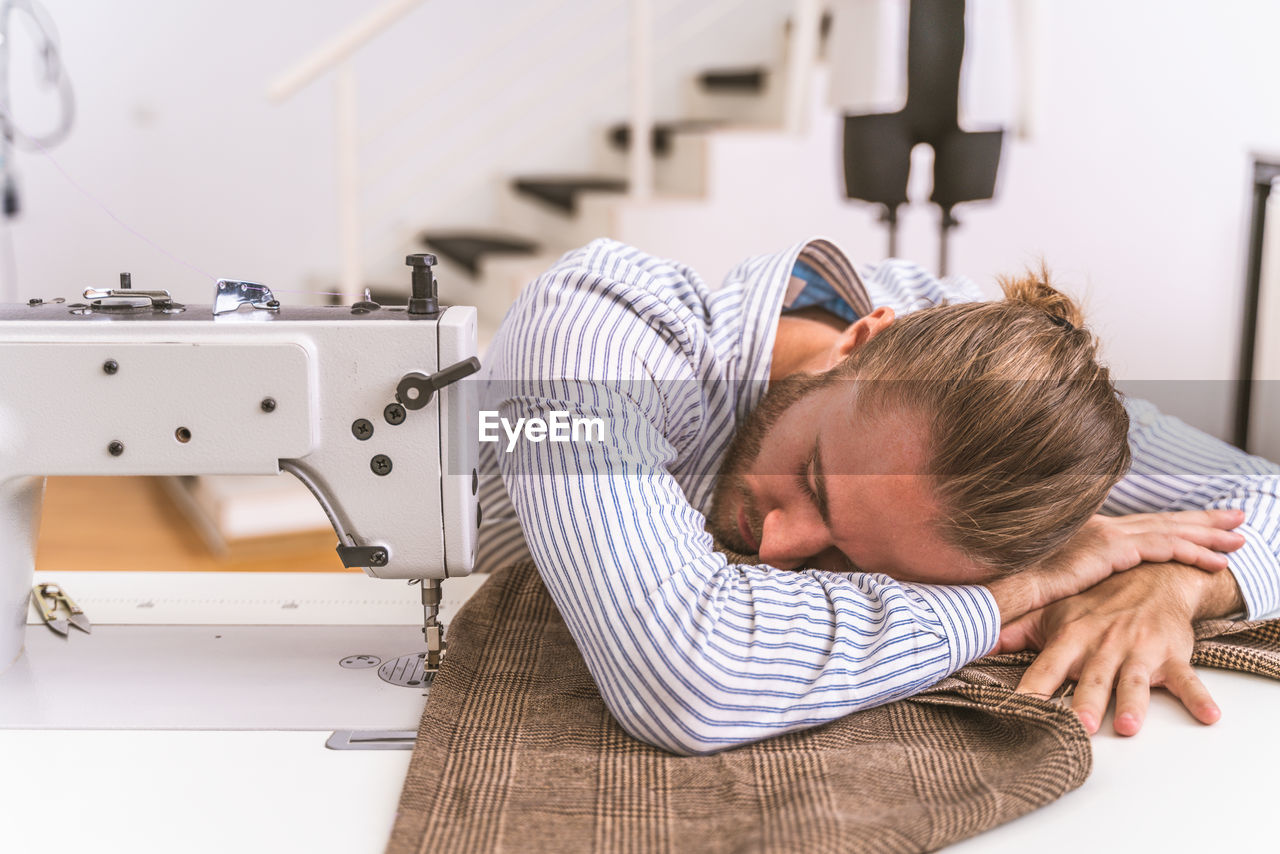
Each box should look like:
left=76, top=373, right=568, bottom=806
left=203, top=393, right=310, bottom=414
left=377, top=653, right=436, bottom=689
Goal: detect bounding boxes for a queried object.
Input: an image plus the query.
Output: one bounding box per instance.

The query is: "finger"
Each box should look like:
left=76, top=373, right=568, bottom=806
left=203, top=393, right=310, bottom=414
left=1150, top=509, right=1246, bottom=530
left=1160, top=662, right=1221, bottom=726
left=1070, top=651, right=1123, bottom=735
left=1112, top=661, right=1153, bottom=737
left=996, top=614, right=1041, bottom=654
left=1159, top=521, right=1246, bottom=555
left=1016, top=640, right=1082, bottom=699
left=1160, top=539, right=1232, bottom=572
left=1116, top=515, right=1246, bottom=555
left=1116, top=531, right=1235, bottom=573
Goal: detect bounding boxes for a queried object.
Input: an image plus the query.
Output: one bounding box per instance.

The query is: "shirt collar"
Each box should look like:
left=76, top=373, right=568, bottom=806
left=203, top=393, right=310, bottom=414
left=723, top=238, right=871, bottom=421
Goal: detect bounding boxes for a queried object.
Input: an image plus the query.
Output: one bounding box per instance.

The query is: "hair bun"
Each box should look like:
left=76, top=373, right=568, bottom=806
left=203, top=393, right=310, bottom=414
left=996, top=262, right=1085, bottom=330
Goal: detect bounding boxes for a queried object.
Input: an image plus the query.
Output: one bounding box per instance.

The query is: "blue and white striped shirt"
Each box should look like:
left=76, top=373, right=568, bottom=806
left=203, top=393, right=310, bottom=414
left=475, top=238, right=1280, bottom=755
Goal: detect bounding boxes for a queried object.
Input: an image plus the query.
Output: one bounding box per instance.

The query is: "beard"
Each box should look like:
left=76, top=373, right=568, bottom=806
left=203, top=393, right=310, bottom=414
left=706, top=371, right=829, bottom=554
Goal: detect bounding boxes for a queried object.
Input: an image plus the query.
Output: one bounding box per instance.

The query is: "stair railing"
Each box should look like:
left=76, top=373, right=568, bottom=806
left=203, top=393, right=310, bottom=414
left=629, top=0, right=654, bottom=201
left=784, top=0, right=822, bottom=133
left=267, top=0, right=427, bottom=301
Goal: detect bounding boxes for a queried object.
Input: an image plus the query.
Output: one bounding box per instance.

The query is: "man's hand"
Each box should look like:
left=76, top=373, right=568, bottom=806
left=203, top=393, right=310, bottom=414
left=997, top=562, right=1246, bottom=735
left=984, top=509, right=1244, bottom=623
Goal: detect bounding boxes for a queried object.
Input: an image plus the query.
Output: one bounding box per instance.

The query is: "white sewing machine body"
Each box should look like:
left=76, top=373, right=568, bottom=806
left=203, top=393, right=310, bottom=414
left=0, top=271, right=479, bottom=673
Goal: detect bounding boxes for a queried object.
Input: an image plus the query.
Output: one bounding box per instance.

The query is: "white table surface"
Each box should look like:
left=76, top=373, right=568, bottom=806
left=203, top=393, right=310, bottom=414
left=2, top=572, right=1277, bottom=853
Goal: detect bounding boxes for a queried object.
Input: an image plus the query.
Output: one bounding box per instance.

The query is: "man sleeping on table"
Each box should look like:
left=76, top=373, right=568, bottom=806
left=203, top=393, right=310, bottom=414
left=473, top=237, right=1280, bottom=756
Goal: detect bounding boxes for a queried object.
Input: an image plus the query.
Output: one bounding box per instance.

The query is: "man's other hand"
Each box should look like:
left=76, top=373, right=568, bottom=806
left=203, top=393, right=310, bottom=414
left=997, top=562, right=1246, bottom=736
left=984, top=509, right=1244, bottom=623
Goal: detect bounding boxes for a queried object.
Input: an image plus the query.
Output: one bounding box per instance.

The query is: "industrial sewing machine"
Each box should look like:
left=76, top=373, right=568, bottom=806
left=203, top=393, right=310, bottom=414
left=0, top=253, right=479, bottom=681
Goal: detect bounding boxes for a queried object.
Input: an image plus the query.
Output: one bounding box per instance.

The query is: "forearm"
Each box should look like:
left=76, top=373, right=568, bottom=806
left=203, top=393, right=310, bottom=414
left=1160, top=561, right=1246, bottom=621
left=986, top=570, right=1096, bottom=625
left=985, top=575, right=1042, bottom=625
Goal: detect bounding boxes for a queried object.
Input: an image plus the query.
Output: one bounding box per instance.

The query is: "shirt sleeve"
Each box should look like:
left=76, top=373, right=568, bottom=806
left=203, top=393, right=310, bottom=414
left=1104, top=398, right=1280, bottom=619
left=488, top=266, right=999, bottom=755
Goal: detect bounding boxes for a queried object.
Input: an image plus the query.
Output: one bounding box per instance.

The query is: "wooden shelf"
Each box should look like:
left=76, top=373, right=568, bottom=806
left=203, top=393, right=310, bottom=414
left=35, top=477, right=352, bottom=573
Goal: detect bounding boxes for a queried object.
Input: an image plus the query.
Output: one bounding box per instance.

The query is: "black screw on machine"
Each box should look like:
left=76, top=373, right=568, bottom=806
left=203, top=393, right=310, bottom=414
left=103, top=359, right=119, bottom=375
left=352, top=418, right=374, bottom=440
left=371, top=454, right=393, bottom=476
left=108, top=440, right=125, bottom=457
left=384, top=403, right=406, bottom=425
left=405, top=254, right=439, bottom=316
left=261, top=397, right=277, bottom=413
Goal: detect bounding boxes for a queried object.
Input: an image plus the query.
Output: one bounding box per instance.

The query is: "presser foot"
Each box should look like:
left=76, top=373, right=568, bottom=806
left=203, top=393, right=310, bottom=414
left=419, top=578, right=446, bottom=673
left=422, top=622, right=447, bottom=674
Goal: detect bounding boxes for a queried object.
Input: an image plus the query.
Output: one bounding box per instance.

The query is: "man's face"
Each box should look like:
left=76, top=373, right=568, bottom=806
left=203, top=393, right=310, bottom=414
left=707, top=373, right=995, bottom=585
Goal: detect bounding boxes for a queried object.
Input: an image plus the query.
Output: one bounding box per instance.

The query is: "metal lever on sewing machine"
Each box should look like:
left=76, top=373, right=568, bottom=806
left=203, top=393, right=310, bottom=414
left=83, top=287, right=177, bottom=308
left=212, top=279, right=281, bottom=316
left=396, top=357, right=481, bottom=412
left=277, top=461, right=392, bottom=572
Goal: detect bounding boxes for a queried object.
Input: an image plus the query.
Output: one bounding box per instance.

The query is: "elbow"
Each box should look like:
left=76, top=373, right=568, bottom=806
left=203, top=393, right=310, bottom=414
left=608, top=708, right=729, bottom=757
left=599, top=688, right=765, bottom=757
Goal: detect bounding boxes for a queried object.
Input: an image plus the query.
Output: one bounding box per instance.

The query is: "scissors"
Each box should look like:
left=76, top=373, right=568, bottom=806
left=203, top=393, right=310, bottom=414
left=31, top=583, right=92, bottom=636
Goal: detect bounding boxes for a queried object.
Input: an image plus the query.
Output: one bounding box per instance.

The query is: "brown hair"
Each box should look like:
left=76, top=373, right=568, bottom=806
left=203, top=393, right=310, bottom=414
left=836, top=263, right=1130, bottom=574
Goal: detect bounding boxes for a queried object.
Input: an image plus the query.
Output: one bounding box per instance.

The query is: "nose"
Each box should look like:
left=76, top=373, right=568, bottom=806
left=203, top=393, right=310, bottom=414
left=757, top=507, right=830, bottom=570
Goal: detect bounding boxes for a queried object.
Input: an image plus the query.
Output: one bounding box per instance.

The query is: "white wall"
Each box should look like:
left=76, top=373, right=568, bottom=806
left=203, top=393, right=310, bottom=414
left=936, top=0, right=1280, bottom=441
left=1, top=0, right=791, bottom=304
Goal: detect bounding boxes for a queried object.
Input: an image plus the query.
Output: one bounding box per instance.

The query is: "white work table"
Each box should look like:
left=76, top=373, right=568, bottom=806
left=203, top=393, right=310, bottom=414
left=1, top=571, right=1276, bottom=853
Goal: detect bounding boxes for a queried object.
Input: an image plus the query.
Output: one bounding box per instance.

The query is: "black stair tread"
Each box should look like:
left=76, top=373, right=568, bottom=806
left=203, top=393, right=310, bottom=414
left=419, top=231, right=541, bottom=276
left=607, top=119, right=726, bottom=156
left=512, top=176, right=628, bottom=215
left=698, top=67, right=768, bottom=93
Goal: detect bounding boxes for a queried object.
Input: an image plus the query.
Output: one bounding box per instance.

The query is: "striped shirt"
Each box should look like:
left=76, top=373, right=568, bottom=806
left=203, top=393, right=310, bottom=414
left=475, top=238, right=1280, bottom=755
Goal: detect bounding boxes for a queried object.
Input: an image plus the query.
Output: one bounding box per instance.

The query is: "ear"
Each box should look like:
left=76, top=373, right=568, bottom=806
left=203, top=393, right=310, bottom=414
left=832, top=306, right=895, bottom=362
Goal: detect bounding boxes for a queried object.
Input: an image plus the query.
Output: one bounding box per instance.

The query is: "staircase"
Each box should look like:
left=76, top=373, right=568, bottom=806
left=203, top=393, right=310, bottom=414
left=268, top=0, right=844, bottom=345
left=415, top=14, right=832, bottom=346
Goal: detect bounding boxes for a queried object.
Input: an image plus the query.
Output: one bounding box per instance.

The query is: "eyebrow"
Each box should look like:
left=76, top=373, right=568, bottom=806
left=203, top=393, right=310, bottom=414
left=811, top=434, right=832, bottom=527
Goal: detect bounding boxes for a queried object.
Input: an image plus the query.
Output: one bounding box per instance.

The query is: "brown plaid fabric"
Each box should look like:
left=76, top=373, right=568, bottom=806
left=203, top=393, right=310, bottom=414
left=386, top=562, right=1280, bottom=854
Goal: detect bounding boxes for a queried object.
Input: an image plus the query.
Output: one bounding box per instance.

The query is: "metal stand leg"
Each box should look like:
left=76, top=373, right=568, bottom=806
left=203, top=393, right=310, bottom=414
left=1234, top=158, right=1280, bottom=451
left=883, top=205, right=899, bottom=258
left=938, top=206, right=957, bottom=277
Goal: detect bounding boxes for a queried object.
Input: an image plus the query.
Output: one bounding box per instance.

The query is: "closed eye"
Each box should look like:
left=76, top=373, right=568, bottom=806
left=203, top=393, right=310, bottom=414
left=794, top=447, right=818, bottom=503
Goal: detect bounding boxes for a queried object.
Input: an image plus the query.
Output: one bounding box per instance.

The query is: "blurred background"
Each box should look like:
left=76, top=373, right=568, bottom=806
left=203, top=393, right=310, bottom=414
left=3, top=0, right=1279, bottom=562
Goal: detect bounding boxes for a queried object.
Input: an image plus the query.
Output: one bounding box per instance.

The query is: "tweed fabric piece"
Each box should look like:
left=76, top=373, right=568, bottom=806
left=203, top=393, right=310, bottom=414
left=385, top=562, right=1280, bottom=854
